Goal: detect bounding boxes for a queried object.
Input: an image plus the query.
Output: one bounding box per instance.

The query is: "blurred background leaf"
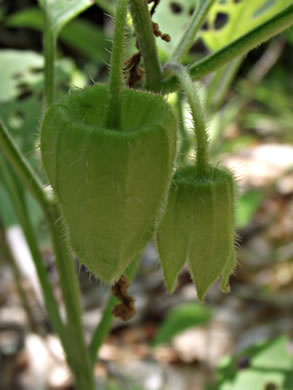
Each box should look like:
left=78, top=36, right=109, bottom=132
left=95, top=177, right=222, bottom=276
left=216, top=336, right=293, bottom=390
left=152, top=303, right=212, bottom=347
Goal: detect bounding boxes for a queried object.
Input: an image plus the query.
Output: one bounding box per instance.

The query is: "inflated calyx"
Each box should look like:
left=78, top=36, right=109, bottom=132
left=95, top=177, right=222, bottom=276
left=41, top=84, right=177, bottom=282
left=157, top=165, right=236, bottom=301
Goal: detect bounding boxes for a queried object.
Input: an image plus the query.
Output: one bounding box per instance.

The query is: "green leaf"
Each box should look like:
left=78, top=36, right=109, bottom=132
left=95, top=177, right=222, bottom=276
left=202, top=0, right=291, bottom=51
left=236, top=189, right=265, bottom=229
left=5, top=8, right=109, bottom=63
left=152, top=0, right=196, bottom=55
left=217, top=336, right=293, bottom=390
left=37, top=0, right=94, bottom=36
left=0, top=185, right=19, bottom=227
left=0, top=50, right=43, bottom=103
left=152, top=303, right=212, bottom=347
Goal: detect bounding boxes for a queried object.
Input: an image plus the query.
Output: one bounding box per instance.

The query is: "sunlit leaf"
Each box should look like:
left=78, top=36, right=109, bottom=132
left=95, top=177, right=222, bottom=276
left=152, top=303, right=212, bottom=346
left=236, top=189, right=265, bottom=228
left=217, top=336, right=293, bottom=390
left=202, top=0, right=291, bottom=51
left=0, top=50, right=43, bottom=103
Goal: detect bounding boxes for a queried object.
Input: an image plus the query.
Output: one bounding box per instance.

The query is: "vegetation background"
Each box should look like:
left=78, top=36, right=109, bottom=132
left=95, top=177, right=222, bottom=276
left=0, top=0, right=293, bottom=389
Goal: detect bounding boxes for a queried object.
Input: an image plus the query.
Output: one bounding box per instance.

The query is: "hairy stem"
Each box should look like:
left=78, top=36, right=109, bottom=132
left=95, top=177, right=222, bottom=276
left=171, top=65, right=209, bottom=174
left=0, top=122, right=95, bottom=389
left=107, top=0, right=128, bottom=130
left=177, top=93, right=192, bottom=165
left=128, top=0, right=162, bottom=91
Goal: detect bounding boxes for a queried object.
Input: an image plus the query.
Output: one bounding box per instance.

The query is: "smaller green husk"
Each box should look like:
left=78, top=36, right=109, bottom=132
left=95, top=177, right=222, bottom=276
left=157, top=165, right=236, bottom=301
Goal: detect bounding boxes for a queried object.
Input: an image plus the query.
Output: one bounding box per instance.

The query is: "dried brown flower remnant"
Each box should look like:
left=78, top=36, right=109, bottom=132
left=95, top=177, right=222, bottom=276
left=152, top=22, right=171, bottom=42
left=148, top=0, right=160, bottom=16
left=112, top=276, right=136, bottom=321
left=124, top=52, right=144, bottom=88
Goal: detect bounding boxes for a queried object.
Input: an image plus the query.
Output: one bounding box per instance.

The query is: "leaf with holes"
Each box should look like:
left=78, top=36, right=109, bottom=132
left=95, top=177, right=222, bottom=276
left=152, top=0, right=197, bottom=56
left=216, top=336, right=293, bottom=390
left=37, top=0, right=94, bottom=36
left=201, top=0, right=291, bottom=52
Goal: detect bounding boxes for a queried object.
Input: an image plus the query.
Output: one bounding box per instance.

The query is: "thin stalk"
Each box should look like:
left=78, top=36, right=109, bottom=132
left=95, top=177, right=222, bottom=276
left=0, top=158, right=72, bottom=355
left=205, top=56, right=243, bottom=111
left=170, top=0, right=216, bottom=64
left=0, top=122, right=95, bottom=389
left=48, top=204, right=95, bottom=390
left=177, top=93, right=192, bottom=165
left=0, top=218, right=37, bottom=332
left=173, top=65, right=209, bottom=174
left=89, top=259, right=139, bottom=365
left=0, top=122, right=49, bottom=214
left=89, top=294, right=117, bottom=364
left=106, top=0, right=128, bottom=130
left=161, top=4, right=293, bottom=93
left=128, top=0, right=162, bottom=91
left=43, top=15, right=56, bottom=107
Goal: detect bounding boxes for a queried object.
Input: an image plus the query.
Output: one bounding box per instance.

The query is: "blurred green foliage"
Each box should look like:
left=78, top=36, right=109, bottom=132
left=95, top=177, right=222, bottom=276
left=152, top=303, right=212, bottom=346
left=215, top=336, right=293, bottom=390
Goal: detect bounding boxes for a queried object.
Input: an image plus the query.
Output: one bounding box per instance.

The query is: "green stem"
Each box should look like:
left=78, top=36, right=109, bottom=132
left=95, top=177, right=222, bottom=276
left=0, top=158, right=67, bottom=350
left=43, top=15, right=56, bottom=107
left=0, top=122, right=95, bottom=389
left=0, top=218, right=37, bottom=332
left=89, top=294, right=117, bottom=364
left=173, top=65, right=209, bottom=174
left=176, top=93, right=191, bottom=165
left=106, top=0, right=128, bottom=130
left=205, top=56, right=243, bottom=111
left=128, top=0, right=162, bottom=91
left=161, top=4, right=293, bottom=93
left=170, top=0, right=216, bottom=64
left=89, top=258, right=139, bottom=365
left=48, top=205, right=95, bottom=390
left=0, top=122, right=50, bottom=224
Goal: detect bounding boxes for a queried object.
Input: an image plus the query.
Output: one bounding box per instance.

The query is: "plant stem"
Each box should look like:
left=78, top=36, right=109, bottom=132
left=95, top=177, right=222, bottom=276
left=0, top=157, right=67, bottom=349
left=205, top=56, right=243, bottom=111
left=176, top=93, right=192, bottom=166
left=106, top=0, right=128, bottom=130
left=173, top=65, right=209, bottom=174
left=89, top=294, right=117, bottom=364
left=0, top=122, right=95, bottom=389
left=89, top=258, right=139, bottom=365
left=170, top=0, right=216, bottom=64
left=128, top=0, right=162, bottom=91
left=0, top=218, right=37, bottom=332
left=48, top=204, right=95, bottom=390
left=43, top=15, right=56, bottom=107
left=161, top=4, right=293, bottom=93
left=0, top=122, right=51, bottom=227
